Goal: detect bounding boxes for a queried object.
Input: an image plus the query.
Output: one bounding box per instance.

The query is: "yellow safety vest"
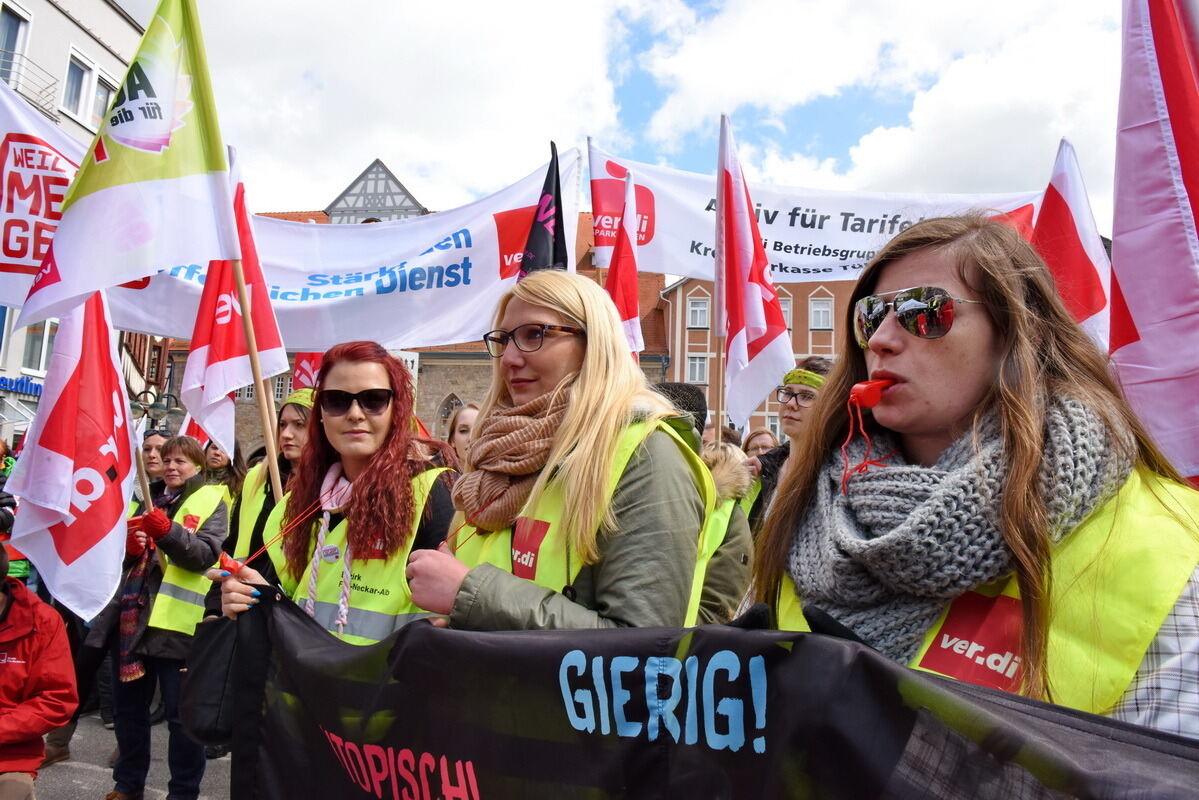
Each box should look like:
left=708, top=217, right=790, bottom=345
left=146, top=484, right=231, bottom=636
left=453, top=421, right=718, bottom=626
left=739, top=478, right=762, bottom=519
left=232, top=463, right=272, bottom=561
left=264, top=467, right=448, bottom=646
left=776, top=468, right=1199, bottom=713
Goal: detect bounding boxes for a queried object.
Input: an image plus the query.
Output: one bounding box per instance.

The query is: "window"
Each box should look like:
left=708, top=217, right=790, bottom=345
left=62, top=56, right=90, bottom=117
left=767, top=413, right=780, bottom=440
left=21, top=318, right=57, bottom=373
left=274, top=376, right=287, bottom=401
left=686, top=356, right=708, bottom=384
left=0, top=7, right=28, bottom=86
left=810, top=297, right=833, bottom=330
left=236, top=382, right=254, bottom=400
left=91, top=78, right=115, bottom=128
left=687, top=297, right=709, bottom=329
left=146, top=347, right=160, bottom=382
left=779, top=297, right=793, bottom=330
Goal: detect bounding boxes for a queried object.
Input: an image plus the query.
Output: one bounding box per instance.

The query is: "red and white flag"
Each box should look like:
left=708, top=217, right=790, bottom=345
left=291, top=352, right=323, bottom=390
left=178, top=413, right=210, bottom=448
left=716, top=115, right=793, bottom=427
left=603, top=171, right=644, bottom=356
left=1030, top=139, right=1111, bottom=352
left=6, top=292, right=135, bottom=618
left=1112, top=0, right=1199, bottom=483
left=180, top=153, right=287, bottom=459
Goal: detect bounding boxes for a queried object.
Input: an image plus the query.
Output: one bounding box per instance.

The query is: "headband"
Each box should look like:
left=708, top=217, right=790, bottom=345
left=782, top=368, right=826, bottom=389
left=283, top=388, right=315, bottom=409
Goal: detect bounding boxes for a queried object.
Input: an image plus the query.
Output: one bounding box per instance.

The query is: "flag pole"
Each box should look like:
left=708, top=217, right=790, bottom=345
left=134, top=442, right=153, bottom=507
left=231, top=259, right=285, bottom=503
left=714, top=330, right=725, bottom=445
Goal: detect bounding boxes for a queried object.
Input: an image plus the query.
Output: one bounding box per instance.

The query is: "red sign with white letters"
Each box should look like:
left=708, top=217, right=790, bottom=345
left=916, top=591, right=1024, bottom=692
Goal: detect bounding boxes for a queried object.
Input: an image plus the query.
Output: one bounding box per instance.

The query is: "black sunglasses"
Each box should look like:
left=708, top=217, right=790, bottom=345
left=854, top=286, right=984, bottom=348
left=142, top=428, right=171, bottom=441
left=482, top=323, right=585, bottom=358
left=318, top=388, right=394, bottom=416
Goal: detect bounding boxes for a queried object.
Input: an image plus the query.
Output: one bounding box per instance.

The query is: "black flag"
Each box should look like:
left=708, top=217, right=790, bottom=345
left=519, top=141, right=568, bottom=277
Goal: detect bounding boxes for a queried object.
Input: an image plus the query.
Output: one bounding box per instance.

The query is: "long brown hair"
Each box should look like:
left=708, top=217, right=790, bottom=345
left=750, top=214, right=1183, bottom=701
left=282, top=341, right=451, bottom=580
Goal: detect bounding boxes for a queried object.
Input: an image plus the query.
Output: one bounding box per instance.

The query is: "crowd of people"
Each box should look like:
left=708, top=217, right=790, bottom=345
left=0, top=214, right=1196, bottom=799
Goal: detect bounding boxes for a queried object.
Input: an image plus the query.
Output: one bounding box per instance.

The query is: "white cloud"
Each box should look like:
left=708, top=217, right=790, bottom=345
left=640, top=0, right=1120, bottom=230
left=201, top=2, right=626, bottom=213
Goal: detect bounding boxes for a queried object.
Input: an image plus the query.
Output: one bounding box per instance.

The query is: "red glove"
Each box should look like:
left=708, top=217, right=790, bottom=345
left=126, top=514, right=145, bottom=533
left=125, top=529, right=146, bottom=557
left=143, top=507, right=172, bottom=540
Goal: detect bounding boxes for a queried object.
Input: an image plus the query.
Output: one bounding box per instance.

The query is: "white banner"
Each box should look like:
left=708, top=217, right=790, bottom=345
left=588, top=141, right=1043, bottom=282
left=0, top=95, right=579, bottom=349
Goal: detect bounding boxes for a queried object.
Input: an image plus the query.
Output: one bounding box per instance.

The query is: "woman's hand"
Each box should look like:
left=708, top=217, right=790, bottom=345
left=206, top=564, right=266, bottom=620
left=744, top=456, right=762, bottom=478
left=407, top=542, right=470, bottom=616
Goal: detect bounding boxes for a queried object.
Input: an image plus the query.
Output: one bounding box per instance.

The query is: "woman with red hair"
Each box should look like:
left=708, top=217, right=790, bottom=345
left=213, top=341, right=456, bottom=645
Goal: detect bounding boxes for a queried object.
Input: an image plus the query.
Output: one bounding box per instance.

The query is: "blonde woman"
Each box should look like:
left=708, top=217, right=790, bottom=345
left=407, top=270, right=715, bottom=629
left=752, top=215, right=1199, bottom=736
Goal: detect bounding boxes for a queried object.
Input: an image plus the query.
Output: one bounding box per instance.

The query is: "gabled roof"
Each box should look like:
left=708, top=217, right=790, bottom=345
left=258, top=210, right=329, bottom=224
left=324, top=159, right=427, bottom=217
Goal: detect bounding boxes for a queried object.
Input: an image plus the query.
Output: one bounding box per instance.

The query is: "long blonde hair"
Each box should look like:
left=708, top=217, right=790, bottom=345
left=479, top=271, right=676, bottom=563
left=751, top=214, right=1183, bottom=701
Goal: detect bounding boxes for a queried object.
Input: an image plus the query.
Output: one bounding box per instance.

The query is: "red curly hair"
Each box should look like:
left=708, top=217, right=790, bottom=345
left=282, top=341, right=451, bottom=580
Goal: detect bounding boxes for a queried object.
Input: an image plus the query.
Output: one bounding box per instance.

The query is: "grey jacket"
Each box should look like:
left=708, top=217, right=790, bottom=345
left=450, top=429, right=704, bottom=630
left=86, top=477, right=228, bottom=660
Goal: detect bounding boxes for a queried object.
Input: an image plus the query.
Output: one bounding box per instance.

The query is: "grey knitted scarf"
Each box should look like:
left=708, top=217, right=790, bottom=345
left=786, top=397, right=1132, bottom=664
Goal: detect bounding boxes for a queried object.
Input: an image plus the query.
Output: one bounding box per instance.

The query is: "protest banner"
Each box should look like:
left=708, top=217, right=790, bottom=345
left=216, top=595, right=1199, bottom=800
left=589, top=141, right=1043, bottom=283
left=0, top=142, right=579, bottom=350
left=103, top=148, right=579, bottom=349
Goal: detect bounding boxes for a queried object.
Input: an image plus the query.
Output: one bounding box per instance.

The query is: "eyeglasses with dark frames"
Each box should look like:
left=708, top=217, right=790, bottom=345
left=482, top=323, right=586, bottom=358
left=776, top=387, right=818, bottom=408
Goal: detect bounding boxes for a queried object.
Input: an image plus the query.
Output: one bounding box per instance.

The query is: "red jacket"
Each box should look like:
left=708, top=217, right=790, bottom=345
left=0, top=576, right=77, bottom=774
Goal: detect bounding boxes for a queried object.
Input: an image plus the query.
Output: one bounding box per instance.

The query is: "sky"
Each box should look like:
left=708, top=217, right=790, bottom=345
left=121, top=0, right=1122, bottom=232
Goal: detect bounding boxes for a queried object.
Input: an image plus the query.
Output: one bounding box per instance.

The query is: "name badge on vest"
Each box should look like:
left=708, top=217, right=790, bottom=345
left=183, top=514, right=200, bottom=534
left=917, top=591, right=1023, bottom=691
left=320, top=544, right=341, bottom=563
left=511, top=517, right=551, bottom=580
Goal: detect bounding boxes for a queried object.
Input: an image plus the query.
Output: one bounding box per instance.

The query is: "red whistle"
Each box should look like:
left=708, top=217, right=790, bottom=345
left=219, top=552, right=243, bottom=574
left=849, top=379, right=895, bottom=408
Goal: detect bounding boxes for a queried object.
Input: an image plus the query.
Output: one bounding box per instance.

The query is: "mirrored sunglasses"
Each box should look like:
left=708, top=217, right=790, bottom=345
left=854, top=286, right=984, bottom=348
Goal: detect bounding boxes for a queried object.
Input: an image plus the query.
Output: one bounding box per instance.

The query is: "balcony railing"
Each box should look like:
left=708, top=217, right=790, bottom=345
left=0, top=50, right=59, bottom=120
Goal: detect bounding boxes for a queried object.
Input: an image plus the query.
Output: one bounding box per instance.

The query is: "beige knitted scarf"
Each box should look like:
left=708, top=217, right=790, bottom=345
left=451, top=389, right=570, bottom=531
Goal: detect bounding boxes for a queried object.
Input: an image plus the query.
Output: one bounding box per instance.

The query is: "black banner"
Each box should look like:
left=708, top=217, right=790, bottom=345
left=226, top=594, right=1199, bottom=799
